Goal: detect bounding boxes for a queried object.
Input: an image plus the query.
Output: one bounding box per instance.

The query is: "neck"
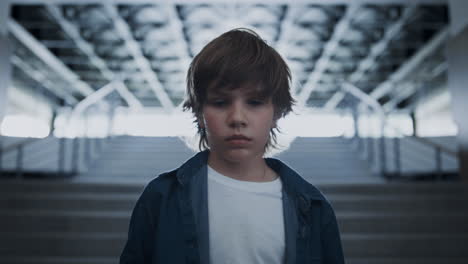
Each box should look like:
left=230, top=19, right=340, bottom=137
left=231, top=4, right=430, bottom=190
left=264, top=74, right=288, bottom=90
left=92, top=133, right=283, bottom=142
left=207, top=151, right=276, bottom=182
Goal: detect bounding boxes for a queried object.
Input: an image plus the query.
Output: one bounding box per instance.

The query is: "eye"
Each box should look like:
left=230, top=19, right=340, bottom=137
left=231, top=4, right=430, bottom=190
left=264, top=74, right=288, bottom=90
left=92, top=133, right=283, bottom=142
left=248, top=99, right=264, bottom=106
left=209, top=99, right=227, bottom=107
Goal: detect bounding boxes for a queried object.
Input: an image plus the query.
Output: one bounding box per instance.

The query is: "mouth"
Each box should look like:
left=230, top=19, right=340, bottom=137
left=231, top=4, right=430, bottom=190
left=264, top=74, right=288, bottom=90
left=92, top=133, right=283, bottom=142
left=225, top=135, right=252, bottom=145
left=225, top=135, right=252, bottom=141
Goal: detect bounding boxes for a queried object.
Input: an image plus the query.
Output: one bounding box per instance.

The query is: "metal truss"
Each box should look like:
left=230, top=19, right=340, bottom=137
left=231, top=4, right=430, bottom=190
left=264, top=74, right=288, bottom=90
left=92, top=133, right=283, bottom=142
left=163, top=4, right=192, bottom=99
left=8, top=18, right=94, bottom=97
left=297, top=5, right=360, bottom=106
left=275, top=5, right=303, bottom=95
left=324, top=5, right=418, bottom=110
left=382, top=62, right=447, bottom=112
left=11, top=54, right=78, bottom=105
left=7, top=0, right=448, bottom=4
left=6, top=2, right=450, bottom=114
left=103, top=4, right=175, bottom=112
left=45, top=4, right=143, bottom=110
left=369, top=27, right=448, bottom=101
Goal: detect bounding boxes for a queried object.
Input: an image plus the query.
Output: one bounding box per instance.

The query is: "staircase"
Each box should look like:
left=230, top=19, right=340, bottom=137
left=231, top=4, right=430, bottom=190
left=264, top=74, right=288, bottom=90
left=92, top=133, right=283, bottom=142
left=1, top=179, right=467, bottom=264
left=0, top=179, right=139, bottom=264
left=1, top=136, right=467, bottom=264
left=383, top=136, right=459, bottom=177
left=274, top=137, right=382, bottom=184
left=321, top=183, right=468, bottom=264
left=0, top=136, right=105, bottom=176
left=79, top=136, right=195, bottom=182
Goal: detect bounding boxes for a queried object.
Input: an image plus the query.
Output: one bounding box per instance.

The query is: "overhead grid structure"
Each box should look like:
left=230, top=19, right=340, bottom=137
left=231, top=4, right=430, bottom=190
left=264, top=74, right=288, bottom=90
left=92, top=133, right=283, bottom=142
left=5, top=0, right=449, bottom=116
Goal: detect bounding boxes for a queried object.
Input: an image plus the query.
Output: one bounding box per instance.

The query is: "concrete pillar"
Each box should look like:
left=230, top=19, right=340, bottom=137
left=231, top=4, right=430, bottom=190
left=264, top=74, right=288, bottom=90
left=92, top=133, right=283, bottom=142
left=447, top=0, right=468, bottom=182
left=0, top=1, right=12, bottom=127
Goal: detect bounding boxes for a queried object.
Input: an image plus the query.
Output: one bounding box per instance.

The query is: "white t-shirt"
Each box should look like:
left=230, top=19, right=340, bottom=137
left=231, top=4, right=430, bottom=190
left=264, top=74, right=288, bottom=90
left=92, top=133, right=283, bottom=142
left=207, top=166, right=285, bottom=264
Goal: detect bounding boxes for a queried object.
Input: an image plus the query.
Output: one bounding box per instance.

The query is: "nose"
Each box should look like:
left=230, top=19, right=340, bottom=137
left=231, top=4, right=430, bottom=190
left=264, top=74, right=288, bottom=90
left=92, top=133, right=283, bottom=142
left=227, top=101, right=247, bottom=128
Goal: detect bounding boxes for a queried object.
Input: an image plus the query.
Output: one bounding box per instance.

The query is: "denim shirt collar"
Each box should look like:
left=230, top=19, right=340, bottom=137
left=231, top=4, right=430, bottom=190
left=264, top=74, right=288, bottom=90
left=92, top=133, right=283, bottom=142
left=176, top=149, right=325, bottom=201
left=175, top=150, right=325, bottom=264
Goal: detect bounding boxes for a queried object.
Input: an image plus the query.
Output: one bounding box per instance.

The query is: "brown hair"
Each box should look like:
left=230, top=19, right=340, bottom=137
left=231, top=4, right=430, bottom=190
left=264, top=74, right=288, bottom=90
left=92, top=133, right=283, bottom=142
left=183, top=28, right=295, bottom=151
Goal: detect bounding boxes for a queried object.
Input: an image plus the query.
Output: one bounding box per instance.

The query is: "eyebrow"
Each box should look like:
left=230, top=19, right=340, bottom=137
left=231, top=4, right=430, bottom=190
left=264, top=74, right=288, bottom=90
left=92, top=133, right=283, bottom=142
left=207, top=89, right=266, bottom=98
left=207, top=90, right=229, bottom=96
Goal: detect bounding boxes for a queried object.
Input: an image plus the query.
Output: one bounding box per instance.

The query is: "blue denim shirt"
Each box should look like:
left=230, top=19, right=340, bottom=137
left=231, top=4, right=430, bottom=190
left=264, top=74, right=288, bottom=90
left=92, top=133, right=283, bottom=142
left=120, top=150, right=345, bottom=264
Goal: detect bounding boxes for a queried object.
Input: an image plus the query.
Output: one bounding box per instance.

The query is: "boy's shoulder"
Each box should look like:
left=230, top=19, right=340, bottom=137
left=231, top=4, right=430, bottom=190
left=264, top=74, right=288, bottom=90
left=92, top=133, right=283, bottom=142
left=266, top=157, right=336, bottom=218
left=146, top=168, right=178, bottom=189
left=136, top=169, right=179, bottom=204
left=140, top=151, right=207, bottom=198
left=266, top=157, right=326, bottom=200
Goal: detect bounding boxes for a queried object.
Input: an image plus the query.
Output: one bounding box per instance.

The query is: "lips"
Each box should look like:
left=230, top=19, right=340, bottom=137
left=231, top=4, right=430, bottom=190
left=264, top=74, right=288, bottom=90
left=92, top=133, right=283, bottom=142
left=226, top=135, right=251, bottom=147
left=225, top=135, right=252, bottom=142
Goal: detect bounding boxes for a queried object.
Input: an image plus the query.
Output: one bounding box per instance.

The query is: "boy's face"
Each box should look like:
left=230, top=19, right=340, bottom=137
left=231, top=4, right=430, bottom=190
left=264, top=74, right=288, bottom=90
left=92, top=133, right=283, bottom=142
left=200, top=84, right=276, bottom=163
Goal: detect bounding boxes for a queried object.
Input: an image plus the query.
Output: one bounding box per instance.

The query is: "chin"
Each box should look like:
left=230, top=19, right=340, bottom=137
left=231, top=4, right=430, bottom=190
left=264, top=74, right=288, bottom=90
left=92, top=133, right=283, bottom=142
left=222, top=148, right=262, bottom=163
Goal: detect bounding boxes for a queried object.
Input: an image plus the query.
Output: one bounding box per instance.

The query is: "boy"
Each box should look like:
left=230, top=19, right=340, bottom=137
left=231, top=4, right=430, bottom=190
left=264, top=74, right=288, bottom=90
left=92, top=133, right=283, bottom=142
left=120, top=28, right=344, bottom=264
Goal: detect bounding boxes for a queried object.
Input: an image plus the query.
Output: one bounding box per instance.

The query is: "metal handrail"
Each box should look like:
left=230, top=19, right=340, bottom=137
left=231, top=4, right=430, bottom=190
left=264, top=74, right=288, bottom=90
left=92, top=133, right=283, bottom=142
left=405, top=135, right=457, bottom=157
left=1, top=137, right=39, bottom=154
left=66, top=80, right=142, bottom=138
left=342, top=82, right=456, bottom=157
left=342, top=82, right=458, bottom=179
left=1, top=81, right=126, bottom=178
left=0, top=136, right=43, bottom=177
left=0, top=135, right=109, bottom=178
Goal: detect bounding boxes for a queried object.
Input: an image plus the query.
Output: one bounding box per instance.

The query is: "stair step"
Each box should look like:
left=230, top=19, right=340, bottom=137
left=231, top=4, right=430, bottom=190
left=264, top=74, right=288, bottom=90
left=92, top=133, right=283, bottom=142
left=346, top=258, right=468, bottom=264
left=1, top=232, right=467, bottom=258
left=337, top=213, right=468, bottom=234
left=2, top=210, right=467, bottom=235
left=0, top=179, right=145, bottom=194
left=0, top=193, right=138, bottom=211
left=342, top=233, right=468, bottom=258
left=0, top=232, right=125, bottom=257
left=0, top=257, right=117, bottom=264
left=328, top=195, right=468, bottom=212
left=0, top=210, right=130, bottom=233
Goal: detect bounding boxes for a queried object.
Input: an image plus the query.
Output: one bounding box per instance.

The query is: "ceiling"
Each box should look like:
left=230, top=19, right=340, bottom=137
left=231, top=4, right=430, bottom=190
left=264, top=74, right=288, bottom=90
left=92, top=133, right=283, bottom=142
left=6, top=0, right=449, bottom=114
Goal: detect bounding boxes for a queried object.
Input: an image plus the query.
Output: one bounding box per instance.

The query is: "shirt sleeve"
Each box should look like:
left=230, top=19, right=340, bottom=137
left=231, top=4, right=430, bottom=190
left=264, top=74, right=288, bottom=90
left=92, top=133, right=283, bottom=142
left=321, top=204, right=345, bottom=264
left=120, top=186, right=161, bottom=264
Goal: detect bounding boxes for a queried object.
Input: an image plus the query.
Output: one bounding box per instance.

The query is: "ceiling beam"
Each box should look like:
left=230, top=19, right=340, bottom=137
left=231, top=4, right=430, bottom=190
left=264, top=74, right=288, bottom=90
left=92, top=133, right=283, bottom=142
left=275, top=5, right=302, bottom=95
left=369, top=26, right=448, bottom=100
left=164, top=4, right=192, bottom=108
left=164, top=5, right=192, bottom=67
left=324, top=5, right=418, bottom=110
left=103, top=4, right=174, bottom=112
left=11, top=54, right=78, bottom=105
left=7, top=18, right=94, bottom=97
left=297, top=5, right=360, bottom=106
left=45, top=4, right=143, bottom=110
left=9, top=0, right=448, bottom=5
left=275, top=5, right=300, bottom=54
left=382, top=82, right=416, bottom=112
left=382, top=62, right=447, bottom=112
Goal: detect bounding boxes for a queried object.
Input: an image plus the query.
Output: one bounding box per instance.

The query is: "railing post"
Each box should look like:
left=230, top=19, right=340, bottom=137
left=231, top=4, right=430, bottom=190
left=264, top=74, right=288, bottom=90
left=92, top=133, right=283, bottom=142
left=58, top=137, right=65, bottom=177
left=380, top=135, right=386, bottom=177
left=96, top=138, right=102, bottom=154
left=394, top=137, right=401, bottom=177
left=72, top=137, right=79, bottom=175
left=436, top=146, right=442, bottom=180
left=0, top=137, right=3, bottom=174
left=367, top=136, right=374, bottom=165
left=85, top=137, right=90, bottom=167
left=16, top=145, right=23, bottom=178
